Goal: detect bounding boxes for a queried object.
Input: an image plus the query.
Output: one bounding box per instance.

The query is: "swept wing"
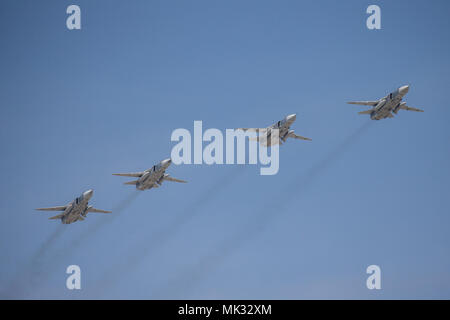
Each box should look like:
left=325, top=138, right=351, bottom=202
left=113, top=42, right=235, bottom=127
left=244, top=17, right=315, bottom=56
left=288, top=132, right=312, bottom=141
left=347, top=101, right=379, bottom=106
left=163, top=175, right=187, bottom=183
left=399, top=105, right=424, bottom=112
left=35, top=206, right=67, bottom=211
left=112, top=172, right=144, bottom=177
left=87, top=206, right=112, bottom=214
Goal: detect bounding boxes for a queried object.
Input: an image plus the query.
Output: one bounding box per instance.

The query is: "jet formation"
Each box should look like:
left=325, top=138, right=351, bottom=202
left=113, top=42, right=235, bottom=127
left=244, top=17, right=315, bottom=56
left=112, top=158, right=187, bottom=191
left=35, top=189, right=111, bottom=224
left=36, top=86, right=424, bottom=224
left=238, top=113, right=312, bottom=146
left=348, top=85, right=423, bottom=120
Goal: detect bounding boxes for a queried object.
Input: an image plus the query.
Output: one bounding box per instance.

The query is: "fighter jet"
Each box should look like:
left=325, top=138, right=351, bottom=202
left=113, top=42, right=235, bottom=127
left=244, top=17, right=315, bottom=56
left=238, top=114, right=311, bottom=146
left=348, top=85, right=424, bottom=120
left=35, top=189, right=111, bottom=224
left=112, top=158, right=187, bottom=191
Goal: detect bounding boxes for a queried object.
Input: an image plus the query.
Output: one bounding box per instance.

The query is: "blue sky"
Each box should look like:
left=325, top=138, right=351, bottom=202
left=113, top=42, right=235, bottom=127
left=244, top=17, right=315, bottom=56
left=1, top=0, right=449, bottom=299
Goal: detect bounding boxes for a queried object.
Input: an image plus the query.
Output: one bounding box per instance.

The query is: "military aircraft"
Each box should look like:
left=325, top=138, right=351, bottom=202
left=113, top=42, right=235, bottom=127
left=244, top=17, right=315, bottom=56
left=237, top=114, right=311, bottom=146
left=35, top=189, right=111, bottom=224
left=112, top=158, right=187, bottom=191
left=348, top=85, right=424, bottom=120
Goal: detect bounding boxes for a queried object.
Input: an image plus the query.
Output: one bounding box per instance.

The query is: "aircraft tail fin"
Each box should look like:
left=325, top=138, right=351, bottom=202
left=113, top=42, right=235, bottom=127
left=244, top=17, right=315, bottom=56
left=358, top=109, right=373, bottom=115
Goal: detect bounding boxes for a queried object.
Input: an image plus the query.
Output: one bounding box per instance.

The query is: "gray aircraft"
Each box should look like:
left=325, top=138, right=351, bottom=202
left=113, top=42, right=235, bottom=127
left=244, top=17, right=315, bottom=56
left=348, top=85, right=424, bottom=120
left=112, top=158, right=187, bottom=191
left=238, top=113, right=312, bottom=146
left=35, top=189, right=111, bottom=224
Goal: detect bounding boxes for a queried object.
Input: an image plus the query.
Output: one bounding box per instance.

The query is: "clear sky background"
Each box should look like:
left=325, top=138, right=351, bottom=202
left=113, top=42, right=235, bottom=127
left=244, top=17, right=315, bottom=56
left=1, top=0, right=449, bottom=299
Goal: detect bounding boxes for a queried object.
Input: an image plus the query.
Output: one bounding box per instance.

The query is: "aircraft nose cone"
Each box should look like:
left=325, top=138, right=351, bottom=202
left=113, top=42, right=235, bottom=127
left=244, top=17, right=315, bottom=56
left=287, top=114, right=297, bottom=122
left=84, top=189, right=94, bottom=199
left=162, top=158, right=172, bottom=167
left=399, top=85, right=410, bottom=94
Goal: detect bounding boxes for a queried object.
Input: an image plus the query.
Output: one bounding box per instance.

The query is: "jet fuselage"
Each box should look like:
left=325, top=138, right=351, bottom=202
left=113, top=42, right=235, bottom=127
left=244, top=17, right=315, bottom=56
left=370, top=86, right=409, bottom=120
left=61, top=190, right=93, bottom=224
left=136, top=159, right=172, bottom=190
left=265, top=114, right=297, bottom=145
